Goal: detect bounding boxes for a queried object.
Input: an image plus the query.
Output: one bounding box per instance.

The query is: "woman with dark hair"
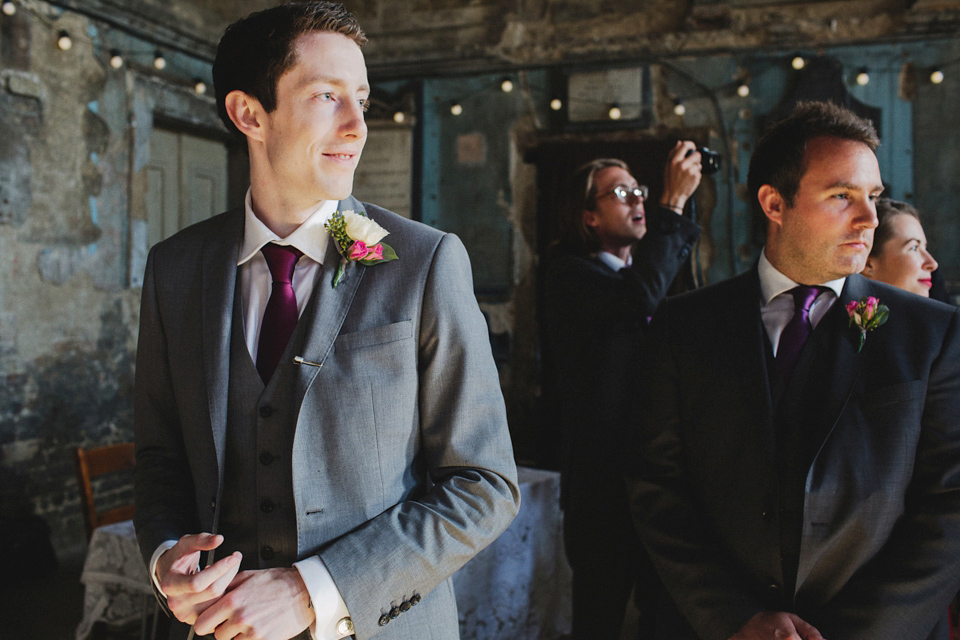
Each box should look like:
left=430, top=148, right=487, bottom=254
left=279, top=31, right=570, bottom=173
left=541, top=141, right=702, bottom=639
left=861, top=198, right=938, bottom=297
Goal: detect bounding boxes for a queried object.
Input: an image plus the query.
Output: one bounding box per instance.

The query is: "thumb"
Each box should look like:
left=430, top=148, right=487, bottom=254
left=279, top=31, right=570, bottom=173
left=789, top=614, right=825, bottom=640
left=178, top=532, right=224, bottom=553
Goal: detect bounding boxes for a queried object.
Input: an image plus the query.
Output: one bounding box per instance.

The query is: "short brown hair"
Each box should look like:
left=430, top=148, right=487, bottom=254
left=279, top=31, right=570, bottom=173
left=554, top=158, right=630, bottom=255
left=213, top=2, right=367, bottom=140
left=747, top=101, right=879, bottom=217
left=870, top=198, right=920, bottom=257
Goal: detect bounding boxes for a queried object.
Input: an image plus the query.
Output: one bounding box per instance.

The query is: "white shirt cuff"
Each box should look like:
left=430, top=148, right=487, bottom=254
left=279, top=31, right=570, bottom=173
left=149, top=540, right=178, bottom=597
left=293, top=556, right=352, bottom=640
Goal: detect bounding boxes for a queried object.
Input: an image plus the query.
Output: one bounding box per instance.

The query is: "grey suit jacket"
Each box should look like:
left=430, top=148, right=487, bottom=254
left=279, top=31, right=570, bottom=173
left=133, top=196, right=520, bottom=639
left=626, top=270, right=960, bottom=640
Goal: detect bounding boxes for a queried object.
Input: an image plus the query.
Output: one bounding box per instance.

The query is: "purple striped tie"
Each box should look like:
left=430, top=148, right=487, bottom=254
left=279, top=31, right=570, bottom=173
left=256, top=244, right=303, bottom=382
left=776, top=285, right=821, bottom=382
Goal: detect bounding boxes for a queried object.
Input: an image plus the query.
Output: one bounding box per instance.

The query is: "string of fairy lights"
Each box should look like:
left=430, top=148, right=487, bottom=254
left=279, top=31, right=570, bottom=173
left=2, top=0, right=958, bottom=120
left=1, top=0, right=213, bottom=96
left=436, top=51, right=959, bottom=122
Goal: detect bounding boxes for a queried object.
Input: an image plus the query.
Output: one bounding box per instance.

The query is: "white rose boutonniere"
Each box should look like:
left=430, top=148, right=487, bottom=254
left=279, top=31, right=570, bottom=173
left=324, top=210, right=399, bottom=287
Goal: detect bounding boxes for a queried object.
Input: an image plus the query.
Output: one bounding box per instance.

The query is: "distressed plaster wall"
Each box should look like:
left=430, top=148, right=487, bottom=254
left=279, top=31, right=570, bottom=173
left=4, top=0, right=960, bottom=559
left=0, top=0, right=219, bottom=559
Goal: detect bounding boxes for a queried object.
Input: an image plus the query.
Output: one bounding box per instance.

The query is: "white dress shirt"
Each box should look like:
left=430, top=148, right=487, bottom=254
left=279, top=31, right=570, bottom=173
left=150, top=189, right=352, bottom=640
left=757, top=250, right=845, bottom=356
left=596, top=250, right=632, bottom=271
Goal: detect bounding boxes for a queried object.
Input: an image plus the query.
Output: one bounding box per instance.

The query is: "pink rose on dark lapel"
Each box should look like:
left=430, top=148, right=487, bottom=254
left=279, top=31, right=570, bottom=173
left=846, top=295, right=889, bottom=353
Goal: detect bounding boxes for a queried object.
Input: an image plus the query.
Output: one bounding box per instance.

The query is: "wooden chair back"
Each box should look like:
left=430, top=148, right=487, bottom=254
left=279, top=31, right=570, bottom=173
left=73, top=442, right=136, bottom=540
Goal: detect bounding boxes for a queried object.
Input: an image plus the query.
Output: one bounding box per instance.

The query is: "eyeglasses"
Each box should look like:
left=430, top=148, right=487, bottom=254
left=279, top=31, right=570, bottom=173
left=596, top=184, right=649, bottom=205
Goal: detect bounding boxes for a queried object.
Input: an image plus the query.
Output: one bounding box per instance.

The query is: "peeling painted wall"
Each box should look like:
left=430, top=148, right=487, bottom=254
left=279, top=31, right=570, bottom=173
left=0, top=0, right=218, bottom=559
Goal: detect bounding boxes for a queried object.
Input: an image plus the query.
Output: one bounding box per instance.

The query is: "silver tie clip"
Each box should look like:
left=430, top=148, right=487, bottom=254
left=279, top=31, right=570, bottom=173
left=293, top=356, right=324, bottom=368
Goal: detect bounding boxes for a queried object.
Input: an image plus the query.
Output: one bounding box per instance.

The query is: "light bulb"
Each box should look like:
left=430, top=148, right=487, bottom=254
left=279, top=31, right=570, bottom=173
left=500, top=78, right=513, bottom=93
left=550, top=98, right=562, bottom=111
left=792, top=56, right=806, bottom=70
left=194, top=80, right=207, bottom=95
left=2, top=2, right=16, bottom=16
left=393, top=111, right=405, bottom=124
left=673, top=101, right=686, bottom=116
left=608, top=104, right=622, bottom=120
left=450, top=102, right=462, bottom=116
left=737, top=83, right=750, bottom=98
left=856, top=70, right=869, bottom=86
left=109, top=50, right=123, bottom=69
left=931, top=69, right=944, bottom=84
left=154, top=51, right=166, bottom=70
left=57, top=31, right=72, bottom=51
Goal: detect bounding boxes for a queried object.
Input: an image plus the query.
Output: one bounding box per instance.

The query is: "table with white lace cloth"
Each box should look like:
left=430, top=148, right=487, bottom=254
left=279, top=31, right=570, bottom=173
left=453, top=466, right=572, bottom=640
left=76, top=519, right=154, bottom=640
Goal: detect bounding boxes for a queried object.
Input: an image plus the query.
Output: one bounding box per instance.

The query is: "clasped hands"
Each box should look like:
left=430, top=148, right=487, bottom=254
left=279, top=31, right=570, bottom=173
left=730, top=611, right=826, bottom=640
left=157, top=533, right=315, bottom=640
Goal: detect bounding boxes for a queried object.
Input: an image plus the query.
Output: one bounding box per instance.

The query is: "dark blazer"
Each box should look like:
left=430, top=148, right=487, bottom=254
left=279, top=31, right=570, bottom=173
left=133, top=197, right=520, bottom=640
left=627, top=269, right=960, bottom=640
left=542, top=206, right=699, bottom=560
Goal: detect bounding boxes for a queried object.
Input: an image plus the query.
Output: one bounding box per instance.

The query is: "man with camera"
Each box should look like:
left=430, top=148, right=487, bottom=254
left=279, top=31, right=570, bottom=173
left=542, top=140, right=703, bottom=639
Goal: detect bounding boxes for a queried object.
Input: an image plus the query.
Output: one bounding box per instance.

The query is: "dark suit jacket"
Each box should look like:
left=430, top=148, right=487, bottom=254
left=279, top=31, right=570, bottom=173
left=133, top=197, right=520, bottom=639
left=542, top=205, right=699, bottom=563
left=626, top=269, right=960, bottom=640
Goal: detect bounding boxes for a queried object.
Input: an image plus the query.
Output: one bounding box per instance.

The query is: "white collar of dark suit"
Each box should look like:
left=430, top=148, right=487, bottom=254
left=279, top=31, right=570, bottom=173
left=758, top=248, right=845, bottom=356
left=237, top=186, right=338, bottom=265
left=596, top=250, right=632, bottom=271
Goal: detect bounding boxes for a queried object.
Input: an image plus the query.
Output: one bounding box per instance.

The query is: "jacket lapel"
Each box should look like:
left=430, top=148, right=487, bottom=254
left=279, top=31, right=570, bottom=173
left=724, top=269, right=776, bottom=459
left=294, top=197, right=367, bottom=396
left=801, top=274, right=871, bottom=461
left=201, top=210, right=244, bottom=489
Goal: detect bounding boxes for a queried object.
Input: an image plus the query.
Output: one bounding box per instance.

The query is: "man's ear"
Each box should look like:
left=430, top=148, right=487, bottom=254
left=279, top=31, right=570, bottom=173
left=757, top=185, right=785, bottom=228
left=224, top=90, right=265, bottom=142
left=583, top=209, right=598, bottom=229
left=863, top=255, right=876, bottom=277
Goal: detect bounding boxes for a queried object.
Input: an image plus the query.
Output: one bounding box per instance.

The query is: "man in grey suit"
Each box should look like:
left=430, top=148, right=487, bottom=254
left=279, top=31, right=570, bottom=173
left=132, top=3, right=520, bottom=639
left=627, top=101, right=960, bottom=639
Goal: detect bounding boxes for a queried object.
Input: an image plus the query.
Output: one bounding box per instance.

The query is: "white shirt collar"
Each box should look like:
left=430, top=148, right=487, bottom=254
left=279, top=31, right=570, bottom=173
left=757, top=249, right=845, bottom=304
left=596, top=251, right=632, bottom=271
left=237, top=188, right=338, bottom=266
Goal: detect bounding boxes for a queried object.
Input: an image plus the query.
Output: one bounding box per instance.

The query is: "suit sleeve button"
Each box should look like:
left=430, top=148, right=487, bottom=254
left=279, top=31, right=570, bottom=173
left=378, top=614, right=390, bottom=626
left=400, top=601, right=412, bottom=612
left=389, top=607, right=400, bottom=619
left=410, top=593, right=421, bottom=605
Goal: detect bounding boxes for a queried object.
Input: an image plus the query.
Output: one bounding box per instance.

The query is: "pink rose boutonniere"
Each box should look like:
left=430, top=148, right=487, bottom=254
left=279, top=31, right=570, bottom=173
left=845, top=295, right=889, bottom=353
left=324, top=210, right=398, bottom=287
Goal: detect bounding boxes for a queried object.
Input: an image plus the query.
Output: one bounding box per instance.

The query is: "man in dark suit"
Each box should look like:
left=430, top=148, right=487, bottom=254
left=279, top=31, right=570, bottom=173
left=133, top=3, right=519, bottom=639
left=627, top=101, right=960, bottom=640
left=542, top=144, right=702, bottom=638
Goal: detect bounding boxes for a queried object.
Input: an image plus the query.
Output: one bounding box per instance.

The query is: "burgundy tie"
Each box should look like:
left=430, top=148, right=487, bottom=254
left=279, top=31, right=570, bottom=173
left=776, top=285, right=821, bottom=382
left=256, top=243, right=303, bottom=382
